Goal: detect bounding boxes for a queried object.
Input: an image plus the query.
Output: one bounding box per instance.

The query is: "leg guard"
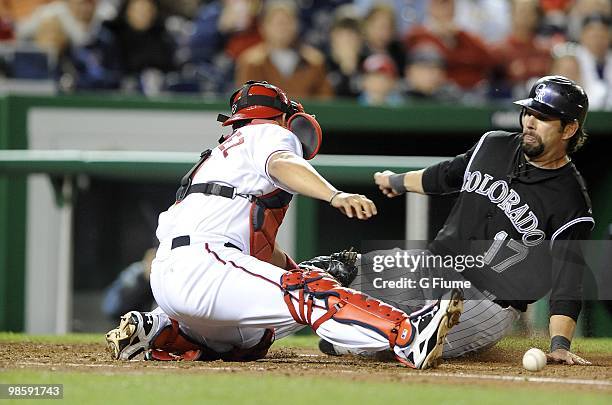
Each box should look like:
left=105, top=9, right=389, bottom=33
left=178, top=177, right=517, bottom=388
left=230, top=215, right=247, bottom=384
left=147, top=318, right=216, bottom=361
left=315, top=289, right=464, bottom=369
left=148, top=320, right=274, bottom=362
left=281, top=269, right=414, bottom=353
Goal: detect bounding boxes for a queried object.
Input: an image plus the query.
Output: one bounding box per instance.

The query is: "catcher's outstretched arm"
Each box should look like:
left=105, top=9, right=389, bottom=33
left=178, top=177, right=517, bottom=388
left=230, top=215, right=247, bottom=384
left=268, top=151, right=377, bottom=220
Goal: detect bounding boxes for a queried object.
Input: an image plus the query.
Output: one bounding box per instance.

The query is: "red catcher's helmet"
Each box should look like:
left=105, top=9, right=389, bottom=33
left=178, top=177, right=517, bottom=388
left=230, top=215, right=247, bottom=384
left=219, top=81, right=294, bottom=126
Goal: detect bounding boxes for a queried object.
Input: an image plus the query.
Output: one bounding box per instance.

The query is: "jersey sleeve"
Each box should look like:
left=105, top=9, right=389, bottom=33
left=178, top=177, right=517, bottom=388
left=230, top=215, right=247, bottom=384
left=548, top=220, right=593, bottom=321
left=249, top=125, right=303, bottom=186
left=421, top=133, right=488, bottom=195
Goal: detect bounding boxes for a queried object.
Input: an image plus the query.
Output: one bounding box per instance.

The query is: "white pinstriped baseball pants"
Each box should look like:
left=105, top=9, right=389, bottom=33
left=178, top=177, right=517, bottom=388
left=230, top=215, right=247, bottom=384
left=356, top=248, right=519, bottom=358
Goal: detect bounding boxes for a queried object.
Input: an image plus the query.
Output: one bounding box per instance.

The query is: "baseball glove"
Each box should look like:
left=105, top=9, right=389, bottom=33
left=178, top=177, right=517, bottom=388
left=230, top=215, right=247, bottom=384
left=298, top=248, right=359, bottom=287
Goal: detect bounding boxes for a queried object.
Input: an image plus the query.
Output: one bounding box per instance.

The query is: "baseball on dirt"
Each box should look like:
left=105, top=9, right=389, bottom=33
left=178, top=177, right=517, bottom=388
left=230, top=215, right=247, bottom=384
left=522, top=348, right=547, bottom=371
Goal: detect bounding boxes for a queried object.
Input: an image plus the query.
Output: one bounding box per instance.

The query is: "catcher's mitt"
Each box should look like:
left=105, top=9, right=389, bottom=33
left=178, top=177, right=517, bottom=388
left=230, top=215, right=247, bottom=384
left=298, top=248, right=359, bottom=287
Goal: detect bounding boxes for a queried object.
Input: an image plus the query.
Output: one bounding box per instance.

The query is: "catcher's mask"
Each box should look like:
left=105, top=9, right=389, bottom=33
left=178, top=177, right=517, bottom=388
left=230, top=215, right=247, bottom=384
left=218, top=80, right=322, bottom=160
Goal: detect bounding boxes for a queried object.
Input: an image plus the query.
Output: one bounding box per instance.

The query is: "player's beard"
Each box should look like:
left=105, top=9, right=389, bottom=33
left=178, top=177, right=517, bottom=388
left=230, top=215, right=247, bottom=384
left=521, top=131, right=545, bottom=157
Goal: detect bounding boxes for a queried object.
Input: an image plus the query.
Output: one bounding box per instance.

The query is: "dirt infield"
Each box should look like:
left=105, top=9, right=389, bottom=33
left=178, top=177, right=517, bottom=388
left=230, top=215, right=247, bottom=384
left=1, top=341, right=610, bottom=392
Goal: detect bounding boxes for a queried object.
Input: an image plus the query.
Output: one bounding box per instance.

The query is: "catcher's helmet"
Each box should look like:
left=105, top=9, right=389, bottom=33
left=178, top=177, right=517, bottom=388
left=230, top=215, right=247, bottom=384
left=219, top=80, right=301, bottom=126
left=514, top=75, right=589, bottom=126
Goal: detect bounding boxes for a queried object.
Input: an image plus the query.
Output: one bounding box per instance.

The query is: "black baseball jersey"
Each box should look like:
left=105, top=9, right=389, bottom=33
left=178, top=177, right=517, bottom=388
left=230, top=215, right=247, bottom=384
left=423, top=131, right=593, bottom=320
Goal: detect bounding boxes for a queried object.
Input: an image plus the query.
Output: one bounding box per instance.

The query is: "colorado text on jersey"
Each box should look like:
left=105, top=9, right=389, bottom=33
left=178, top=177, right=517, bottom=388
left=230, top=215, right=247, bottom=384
left=461, top=170, right=545, bottom=246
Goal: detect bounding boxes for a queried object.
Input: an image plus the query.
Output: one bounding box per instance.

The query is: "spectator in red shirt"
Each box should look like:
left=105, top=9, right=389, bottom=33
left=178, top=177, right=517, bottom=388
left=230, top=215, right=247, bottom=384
left=403, top=0, right=494, bottom=91
left=0, top=0, right=14, bottom=41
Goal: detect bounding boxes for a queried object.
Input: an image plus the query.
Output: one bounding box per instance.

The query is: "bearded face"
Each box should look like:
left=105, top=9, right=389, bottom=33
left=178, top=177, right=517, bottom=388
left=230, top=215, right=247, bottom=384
left=521, top=130, right=545, bottom=157
left=520, top=108, right=567, bottom=158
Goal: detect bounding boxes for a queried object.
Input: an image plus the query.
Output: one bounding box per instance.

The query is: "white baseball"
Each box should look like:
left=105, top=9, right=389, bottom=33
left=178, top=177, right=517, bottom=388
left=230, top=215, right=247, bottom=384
left=522, top=348, right=547, bottom=371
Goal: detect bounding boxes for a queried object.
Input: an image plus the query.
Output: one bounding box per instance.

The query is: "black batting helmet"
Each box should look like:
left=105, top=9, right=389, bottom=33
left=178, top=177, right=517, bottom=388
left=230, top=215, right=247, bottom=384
left=514, top=75, right=589, bottom=126
left=514, top=75, right=589, bottom=152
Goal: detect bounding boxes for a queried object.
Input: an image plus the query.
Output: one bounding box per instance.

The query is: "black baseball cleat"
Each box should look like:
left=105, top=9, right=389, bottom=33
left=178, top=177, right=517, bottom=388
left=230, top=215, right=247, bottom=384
left=399, top=288, right=464, bottom=369
left=318, top=338, right=342, bottom=356
left=105, top=311, right=160, bottom=360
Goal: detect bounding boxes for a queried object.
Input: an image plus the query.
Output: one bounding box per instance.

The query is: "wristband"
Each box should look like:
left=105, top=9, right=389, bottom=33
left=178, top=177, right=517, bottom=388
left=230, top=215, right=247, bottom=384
left=550, top=335, right=571, bottom=352
left=329, top=190, right=343, bottom=205
left=389, top=173, right=407, bottom=193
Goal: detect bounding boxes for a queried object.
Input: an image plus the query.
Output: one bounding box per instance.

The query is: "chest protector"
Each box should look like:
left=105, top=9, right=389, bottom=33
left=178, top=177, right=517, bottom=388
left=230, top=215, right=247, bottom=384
left=250, top=189, right=292, bottom=262
left=176, top=149, right=292, bottom=263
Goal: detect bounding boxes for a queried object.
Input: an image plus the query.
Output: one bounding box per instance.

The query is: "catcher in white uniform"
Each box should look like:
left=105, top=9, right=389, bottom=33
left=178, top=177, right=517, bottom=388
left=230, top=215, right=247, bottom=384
left=105, top=80, right=463, bottom=369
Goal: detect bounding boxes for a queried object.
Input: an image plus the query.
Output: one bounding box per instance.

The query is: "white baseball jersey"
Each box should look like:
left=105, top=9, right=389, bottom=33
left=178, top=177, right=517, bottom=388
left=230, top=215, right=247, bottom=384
left=150, top=122, right=399, bottom=355
left=156, top=122, right=303, bottom=254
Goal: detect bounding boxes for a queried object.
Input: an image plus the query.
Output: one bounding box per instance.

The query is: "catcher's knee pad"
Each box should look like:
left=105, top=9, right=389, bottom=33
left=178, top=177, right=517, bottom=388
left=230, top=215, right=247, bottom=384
left=280, top=269, right=414, bottom=350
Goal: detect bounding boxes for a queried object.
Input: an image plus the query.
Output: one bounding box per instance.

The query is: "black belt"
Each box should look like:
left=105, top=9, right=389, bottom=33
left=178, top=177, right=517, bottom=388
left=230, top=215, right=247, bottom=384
left=171, top=235, right=242, bottom=251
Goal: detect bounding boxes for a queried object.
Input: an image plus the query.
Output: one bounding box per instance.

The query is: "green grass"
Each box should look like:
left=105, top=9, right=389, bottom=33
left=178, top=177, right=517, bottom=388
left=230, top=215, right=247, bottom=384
left=0, top=332, right=321, bottom=348
left=1, top=370, right=610, bottom=405
left=0, top=332, right=103, bottom=344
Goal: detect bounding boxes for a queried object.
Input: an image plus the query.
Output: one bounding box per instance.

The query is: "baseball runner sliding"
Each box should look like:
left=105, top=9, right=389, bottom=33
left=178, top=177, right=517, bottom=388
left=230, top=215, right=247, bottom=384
left=321, top=76, right=593, bottom=366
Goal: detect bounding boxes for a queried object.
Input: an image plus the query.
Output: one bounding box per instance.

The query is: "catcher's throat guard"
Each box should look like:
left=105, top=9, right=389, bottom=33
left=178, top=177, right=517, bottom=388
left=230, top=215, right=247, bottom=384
left=287, top=112, right=322, bottom=160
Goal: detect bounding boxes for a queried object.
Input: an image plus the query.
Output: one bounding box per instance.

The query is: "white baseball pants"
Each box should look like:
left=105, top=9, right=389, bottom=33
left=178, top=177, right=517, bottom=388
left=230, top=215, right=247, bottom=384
left=150, top=241, right=394, bottom=354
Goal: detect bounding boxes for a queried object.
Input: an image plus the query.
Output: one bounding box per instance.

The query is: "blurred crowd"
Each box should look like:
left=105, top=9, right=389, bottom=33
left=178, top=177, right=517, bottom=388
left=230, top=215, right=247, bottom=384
left=0, top=0, right=610, bottom=109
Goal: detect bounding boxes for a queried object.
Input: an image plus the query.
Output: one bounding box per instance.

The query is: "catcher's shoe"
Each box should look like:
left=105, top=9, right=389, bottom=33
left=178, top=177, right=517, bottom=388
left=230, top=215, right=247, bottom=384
left=105, top=311, right=160, bottom=360
left=318, top=338, right=349, bottom=356
left=317, top=289, right=463, bottom=369
left=399, top=288, right=464, bottom=369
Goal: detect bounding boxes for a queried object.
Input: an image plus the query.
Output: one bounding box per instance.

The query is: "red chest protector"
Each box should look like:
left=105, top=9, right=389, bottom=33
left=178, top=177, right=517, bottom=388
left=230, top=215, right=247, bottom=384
left=249, top=189, right=292, bottom=262
left=175, top=149, right=292, bottom=262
